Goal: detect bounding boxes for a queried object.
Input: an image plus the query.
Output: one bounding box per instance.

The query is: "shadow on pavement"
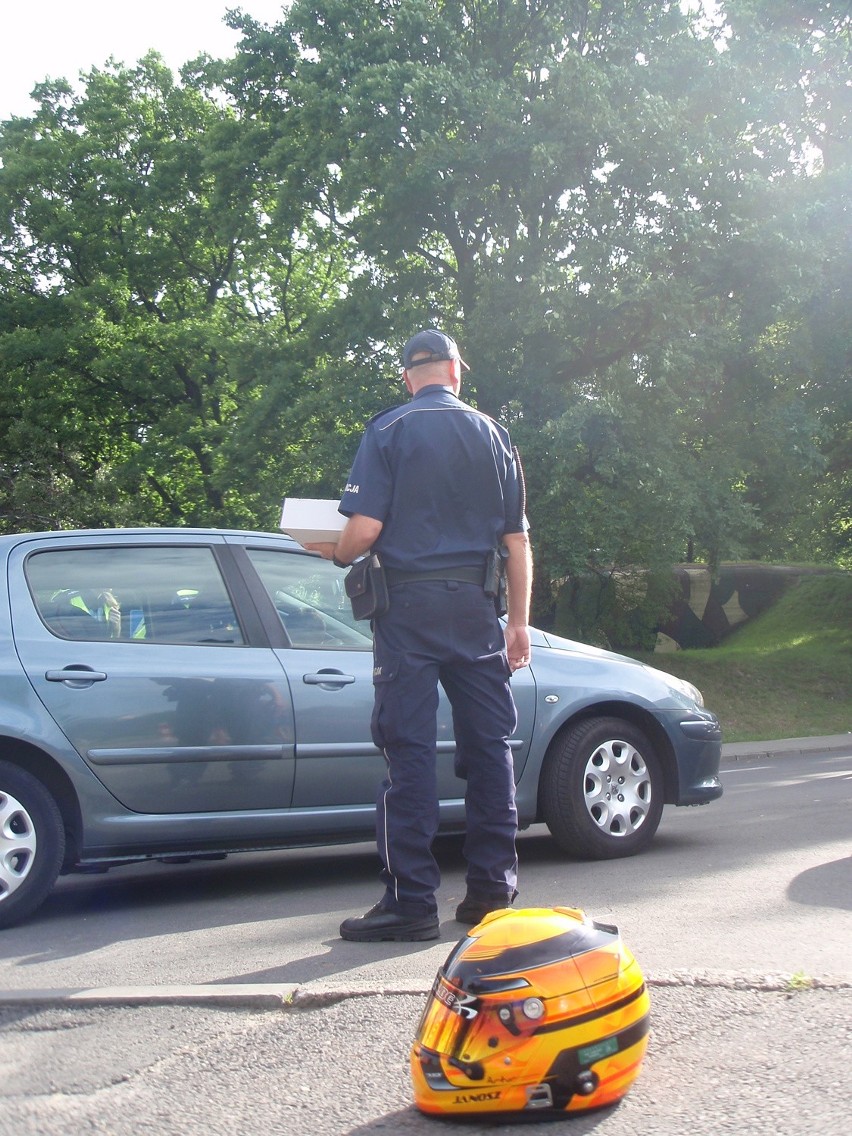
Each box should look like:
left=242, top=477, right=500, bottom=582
left=787, top=855, right=852, bottom=911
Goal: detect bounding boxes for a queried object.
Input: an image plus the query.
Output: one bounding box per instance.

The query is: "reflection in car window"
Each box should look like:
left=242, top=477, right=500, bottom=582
left=246, top=548, right=372, bottom=650
left=26, top=545, right=245, bottom=645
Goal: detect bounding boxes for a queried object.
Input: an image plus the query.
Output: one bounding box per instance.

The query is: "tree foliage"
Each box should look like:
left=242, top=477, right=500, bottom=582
left=0, top=2, right=848, bottom=633
left=225, top=0, right=849, bottom=607
left=0, top=53, right=358, bottom=529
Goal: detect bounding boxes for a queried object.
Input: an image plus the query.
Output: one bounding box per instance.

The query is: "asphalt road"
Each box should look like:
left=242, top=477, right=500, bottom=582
left=1, top=739, right=850, bottom=1135
left=0, top=741, right=849, bottom=991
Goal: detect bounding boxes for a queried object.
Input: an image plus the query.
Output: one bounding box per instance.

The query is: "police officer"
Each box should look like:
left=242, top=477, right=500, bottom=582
left=306, top=329, right=532, bottom=941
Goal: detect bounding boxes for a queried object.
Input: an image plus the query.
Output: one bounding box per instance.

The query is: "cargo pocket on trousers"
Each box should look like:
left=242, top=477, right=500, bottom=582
left=370, top=651, right=400, bottom=752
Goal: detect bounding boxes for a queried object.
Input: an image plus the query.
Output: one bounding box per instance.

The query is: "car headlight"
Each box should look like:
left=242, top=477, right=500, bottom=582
left=646, top=664, right=705, bottom=708
left=670, top=675, right=704, bottom=708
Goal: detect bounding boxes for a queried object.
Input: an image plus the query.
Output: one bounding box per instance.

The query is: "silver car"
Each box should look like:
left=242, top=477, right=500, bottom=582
left=0, top=528, right=722, bottom=928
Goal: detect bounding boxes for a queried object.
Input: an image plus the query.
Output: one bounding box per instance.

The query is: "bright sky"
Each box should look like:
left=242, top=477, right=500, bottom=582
left=1, top=1, right=289, bottom=120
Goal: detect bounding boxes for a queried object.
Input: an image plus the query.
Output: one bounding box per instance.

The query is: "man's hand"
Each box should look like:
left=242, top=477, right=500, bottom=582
left=304, top=514, right=383, bottom=567
left=505, top=624, right=531, bottom=671
left=303, top=542, right=338, bottom=560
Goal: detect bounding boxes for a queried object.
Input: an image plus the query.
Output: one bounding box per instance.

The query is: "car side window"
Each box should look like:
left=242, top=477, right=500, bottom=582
left=25, top=545, right=245, bottom=645
left=246, top=548, right=372, bottom=649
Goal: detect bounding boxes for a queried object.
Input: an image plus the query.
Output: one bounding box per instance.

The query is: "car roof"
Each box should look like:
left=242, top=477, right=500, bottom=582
left=0, top=527, right=303, bottom=551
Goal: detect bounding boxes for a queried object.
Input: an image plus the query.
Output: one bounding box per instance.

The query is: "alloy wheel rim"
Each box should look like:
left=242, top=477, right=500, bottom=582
left=583, top=740, right=651, bottom=837
left=0, top=792, right=37, bottom=900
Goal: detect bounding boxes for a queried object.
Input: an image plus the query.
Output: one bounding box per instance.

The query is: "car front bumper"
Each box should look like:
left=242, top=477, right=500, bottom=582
left=660, top=709, right=724, bottom=805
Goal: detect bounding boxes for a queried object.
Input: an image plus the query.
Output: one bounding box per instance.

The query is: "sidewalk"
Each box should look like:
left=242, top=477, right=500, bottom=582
left=720, top=732, right=850, bottom=762
left=2, top=981, right=850, bottom=1134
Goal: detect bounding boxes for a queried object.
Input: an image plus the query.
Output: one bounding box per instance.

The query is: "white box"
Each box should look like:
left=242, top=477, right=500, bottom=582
left=279, top=497, right=347, bottom=545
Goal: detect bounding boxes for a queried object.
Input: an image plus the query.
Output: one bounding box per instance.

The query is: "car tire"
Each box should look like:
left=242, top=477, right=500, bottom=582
left=0, top=761, right=65, bottom=929
left=540, top=717, right=664, bottom=860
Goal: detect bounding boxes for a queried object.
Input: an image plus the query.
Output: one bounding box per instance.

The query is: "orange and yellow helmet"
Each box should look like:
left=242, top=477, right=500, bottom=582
left=410, top=907, right=650, bottom=1117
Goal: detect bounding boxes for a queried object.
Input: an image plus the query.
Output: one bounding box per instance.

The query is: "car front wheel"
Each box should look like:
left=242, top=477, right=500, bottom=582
left=540, top=717, right=664, bottom=859
left=0, top=761, right=65, bottom=929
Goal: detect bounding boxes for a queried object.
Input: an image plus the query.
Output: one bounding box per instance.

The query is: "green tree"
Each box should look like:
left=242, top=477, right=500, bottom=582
left=0, top=52, right=352, bottom=530
left=228, top=0, right=847, bottom=627
left=1, top=1, right=846, bottom=638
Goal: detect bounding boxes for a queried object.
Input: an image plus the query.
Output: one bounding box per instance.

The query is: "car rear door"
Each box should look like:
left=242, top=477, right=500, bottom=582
left=9, top=534, right=296, bottom=814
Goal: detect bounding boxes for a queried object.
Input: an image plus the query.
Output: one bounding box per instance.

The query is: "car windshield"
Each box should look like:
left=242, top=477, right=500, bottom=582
left=246, top=547, right=372, bottom=649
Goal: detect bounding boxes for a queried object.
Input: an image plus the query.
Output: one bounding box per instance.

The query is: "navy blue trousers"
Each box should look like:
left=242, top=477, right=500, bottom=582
left=370, top=579, right=518, bottom=916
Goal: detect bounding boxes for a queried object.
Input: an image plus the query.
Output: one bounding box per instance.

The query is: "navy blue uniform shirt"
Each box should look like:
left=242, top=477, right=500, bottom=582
left=339, top=385, right=527, bottom=573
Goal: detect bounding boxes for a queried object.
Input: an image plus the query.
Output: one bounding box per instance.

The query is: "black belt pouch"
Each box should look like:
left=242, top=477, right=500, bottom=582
left=344, top=554, right=390, bottom=621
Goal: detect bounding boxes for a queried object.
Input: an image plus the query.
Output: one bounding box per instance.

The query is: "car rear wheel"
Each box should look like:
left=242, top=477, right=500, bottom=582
left=540, top=717, right=664, bottom=859
left=0, top=761, right=65, bottom=929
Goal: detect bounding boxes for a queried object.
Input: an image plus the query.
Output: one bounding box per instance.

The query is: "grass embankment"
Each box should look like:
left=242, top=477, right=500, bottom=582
left=634, top=574, right=852, bottom=743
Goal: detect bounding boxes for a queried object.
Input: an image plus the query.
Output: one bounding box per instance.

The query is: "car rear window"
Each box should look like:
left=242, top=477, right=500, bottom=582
left=25, top=545, right=245, bottom=645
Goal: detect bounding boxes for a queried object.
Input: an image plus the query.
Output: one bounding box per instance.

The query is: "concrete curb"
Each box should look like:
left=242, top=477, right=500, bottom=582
left=720, top=733, right=850, bottom=763
left=1, top=969, right=849, bottom=1009
left=0, top=984, right=301, bottom=1009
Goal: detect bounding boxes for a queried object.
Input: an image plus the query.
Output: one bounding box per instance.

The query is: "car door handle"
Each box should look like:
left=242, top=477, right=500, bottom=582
left=45, top=667, right=108, bottom=684
left=303, top=671, right=356, bottom=687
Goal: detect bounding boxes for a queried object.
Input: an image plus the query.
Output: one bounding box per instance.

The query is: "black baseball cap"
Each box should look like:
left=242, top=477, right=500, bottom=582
left=402, top=329, right=469, bottom=371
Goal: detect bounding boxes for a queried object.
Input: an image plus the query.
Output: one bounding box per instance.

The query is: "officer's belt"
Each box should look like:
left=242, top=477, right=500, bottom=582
left=384, top=566, right=485, bottom=587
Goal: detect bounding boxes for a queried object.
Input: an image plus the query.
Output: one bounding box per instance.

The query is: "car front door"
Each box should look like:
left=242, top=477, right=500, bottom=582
left=240, top=544, right=535, bottom=818
left=10, top=536, right=296, bottom=814
left=241, top=546, right=466, bottom=810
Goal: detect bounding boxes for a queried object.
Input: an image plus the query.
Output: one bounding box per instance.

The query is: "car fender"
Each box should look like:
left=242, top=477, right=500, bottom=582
left=514, top=682, right=683, bottom=823
left=0, top=668, right=128, bottom=858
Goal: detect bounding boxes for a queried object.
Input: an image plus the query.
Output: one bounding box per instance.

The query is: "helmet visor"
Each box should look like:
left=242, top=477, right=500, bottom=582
left=416, top=976, right=481, bottom=1057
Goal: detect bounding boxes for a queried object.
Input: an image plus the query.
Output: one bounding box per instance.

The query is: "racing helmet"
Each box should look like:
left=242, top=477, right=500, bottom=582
left=410, top=907, right=650, bottom=1117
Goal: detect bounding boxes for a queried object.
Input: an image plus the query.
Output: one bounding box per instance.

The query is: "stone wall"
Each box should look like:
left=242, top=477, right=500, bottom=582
left=655, top=564, right=820, bottom=651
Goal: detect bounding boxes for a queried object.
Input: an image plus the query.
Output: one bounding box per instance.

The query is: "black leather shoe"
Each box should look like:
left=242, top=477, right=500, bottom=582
left=339, top=903, right=440, bottom=942
left=455, top=892, right=516, bottom=926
